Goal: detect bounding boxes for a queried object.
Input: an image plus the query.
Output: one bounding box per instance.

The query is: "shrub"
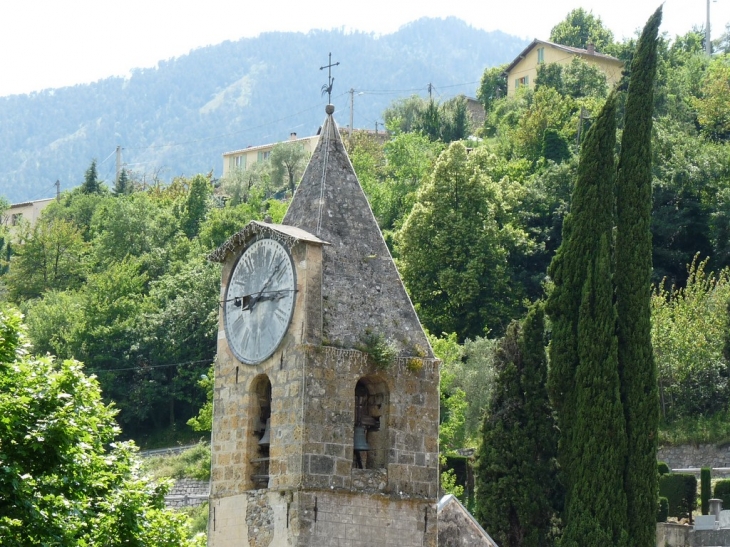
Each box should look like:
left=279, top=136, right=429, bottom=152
left=657, top=461, right=671, bottom=475
left=702, top=467, right=712, bottom=515
left=657, top=497, right=669, bottom=522
left=714, top=479, right=730, bottom=509
left=659, top=473, right=697, bottom=521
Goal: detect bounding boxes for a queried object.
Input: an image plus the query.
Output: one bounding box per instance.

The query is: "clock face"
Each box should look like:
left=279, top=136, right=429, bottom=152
left=224, top=237, right=296, bottom=364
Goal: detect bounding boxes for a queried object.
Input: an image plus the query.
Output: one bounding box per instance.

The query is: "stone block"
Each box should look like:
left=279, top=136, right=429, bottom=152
left=695, top=515, right=716, bottom=530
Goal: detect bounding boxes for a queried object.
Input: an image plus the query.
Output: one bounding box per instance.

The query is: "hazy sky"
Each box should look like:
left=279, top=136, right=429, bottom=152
left=1, top=0, right=727, bottom=97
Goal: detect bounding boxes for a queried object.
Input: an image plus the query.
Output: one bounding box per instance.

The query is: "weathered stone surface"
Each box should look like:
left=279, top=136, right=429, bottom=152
left=437, top=494, right=498, bottom=547
left=164, top=478, right=209, bottom=508
left=283, top=113, right=432, bottom=358
left=658, top=445, right=730, bottom=475
left=657, top=522, right=691, bottom=547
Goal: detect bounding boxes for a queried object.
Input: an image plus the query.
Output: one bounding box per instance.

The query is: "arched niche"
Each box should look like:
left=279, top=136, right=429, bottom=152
left=353, top=376, right=389, bottom=469
left=249, top=374, right=272, bottom=487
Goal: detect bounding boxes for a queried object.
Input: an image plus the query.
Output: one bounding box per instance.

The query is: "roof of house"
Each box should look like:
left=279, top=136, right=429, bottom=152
left=281, top=105, right=433, bottom=358
left=222, top=135, right=319, bottom=157
left=8, top=197, right=56, bottom=209
left=504, top=38, right=623, bottom=75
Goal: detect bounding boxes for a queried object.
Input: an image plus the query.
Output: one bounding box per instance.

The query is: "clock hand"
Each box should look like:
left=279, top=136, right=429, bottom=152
left=250, top=258, right=285, bottom=311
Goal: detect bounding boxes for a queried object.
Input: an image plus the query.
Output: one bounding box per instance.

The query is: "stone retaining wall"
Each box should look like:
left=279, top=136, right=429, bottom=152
left=165, top=478, right=209, bottom=508
left=658, top=445, right=730, bottom=472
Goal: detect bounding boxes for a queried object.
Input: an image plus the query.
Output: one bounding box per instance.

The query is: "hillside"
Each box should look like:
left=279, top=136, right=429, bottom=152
left=0, top=17, right=527, bottom=203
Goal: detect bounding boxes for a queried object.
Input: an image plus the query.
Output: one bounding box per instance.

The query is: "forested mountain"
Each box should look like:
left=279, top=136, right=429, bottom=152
left=0, top=17, right=527, bottom=203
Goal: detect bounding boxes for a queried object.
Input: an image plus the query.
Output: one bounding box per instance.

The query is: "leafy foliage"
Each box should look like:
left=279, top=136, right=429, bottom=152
left=549, top=8, right=614, bottom=51
left=474, top=305, right=560, bottom=547
left=658, top=473, right=697, bottom=521
left=397, top=142, right=527, bottom=339
left=651, top=259, right=730, bottom=420
left=0, top=306, right=199, bottom=546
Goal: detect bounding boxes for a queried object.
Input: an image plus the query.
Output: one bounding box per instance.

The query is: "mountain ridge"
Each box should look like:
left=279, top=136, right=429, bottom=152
left=0, top=17, right=528, bottom=203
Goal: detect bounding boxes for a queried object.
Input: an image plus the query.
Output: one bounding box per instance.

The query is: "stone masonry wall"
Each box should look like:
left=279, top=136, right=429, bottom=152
left=164, top=478, right=209, bottom=508
left=658, top=444, right=730, bottom=472
left=294, top=490, right=437, bottom=547
left=299, top=346, right=440, bottom=500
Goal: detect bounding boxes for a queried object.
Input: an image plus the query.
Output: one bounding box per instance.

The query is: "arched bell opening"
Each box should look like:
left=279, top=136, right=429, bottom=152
left=353, top=376, right=389, bottom=469
left=249, top=374, right=272, bottom=487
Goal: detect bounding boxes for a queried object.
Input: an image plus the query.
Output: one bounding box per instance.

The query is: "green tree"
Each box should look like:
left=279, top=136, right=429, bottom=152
left=440, top=95, right=472, bottom=142
left=81, top=158, right=104, bottom=194
left=220, top=161, right=271, bottom=205
left=477, top=64, right=508, bottom=114
left=546, top=92, right=624, bottom=542
left=269, top=141, right=309, bottom=195
left=396, top=142, right=518, bottom=340
left=181, top=174, right=212, bottom=239
left=383, top=94, right=428, bottom=134
left=549, top=8, right=615, bottom=51
left=692, top=56, right=730, bottom=141
left=515, top=86, right=575, bottom=162
left=0, top=306, right=198, bottom=546
left=541, top=128, right=571, bottom=163
left=113, top=168, right=132, bottom=195
left=415, top=99, right=442, bottom=141
left=615, top=8, right=662, bottom=545
left=651, top=259, right=730, bottom=420
left=562, top=232, right=628, bottom=546
left=5, top=218, right=88, bottom=301
left=475, top=304, right=560, bottom=547
left=562, top=58, right=608, bottom=98
left=536, top=63, right=566, bottom=94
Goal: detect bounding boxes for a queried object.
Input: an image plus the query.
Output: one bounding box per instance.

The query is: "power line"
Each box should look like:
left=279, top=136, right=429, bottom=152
left=88, top=358, right=214, bottom=374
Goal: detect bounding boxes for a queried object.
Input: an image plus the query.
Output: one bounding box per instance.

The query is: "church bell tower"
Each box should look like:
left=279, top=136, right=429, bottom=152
left=207, top=105, right=440, bottom=547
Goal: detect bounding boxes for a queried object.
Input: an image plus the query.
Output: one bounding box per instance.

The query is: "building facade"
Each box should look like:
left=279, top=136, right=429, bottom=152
left=504, top=39, right=624, bottom=96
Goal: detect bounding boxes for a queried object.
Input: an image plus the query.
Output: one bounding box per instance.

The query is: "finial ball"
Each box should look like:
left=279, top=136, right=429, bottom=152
left=325, top=104, right=335, bottom=115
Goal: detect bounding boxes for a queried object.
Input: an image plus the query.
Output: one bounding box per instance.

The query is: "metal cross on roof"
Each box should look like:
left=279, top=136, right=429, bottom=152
left=320, top=52, right=339, bottom=105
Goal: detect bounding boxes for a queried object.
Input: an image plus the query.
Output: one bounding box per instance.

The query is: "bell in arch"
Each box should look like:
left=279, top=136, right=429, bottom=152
left=258, top=418, right=271, bottom=446
left=353, top=425, right=370, bottom=451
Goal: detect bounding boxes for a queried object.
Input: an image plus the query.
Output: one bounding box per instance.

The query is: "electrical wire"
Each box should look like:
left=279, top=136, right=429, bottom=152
left=87, top=358, right=214, bottom=374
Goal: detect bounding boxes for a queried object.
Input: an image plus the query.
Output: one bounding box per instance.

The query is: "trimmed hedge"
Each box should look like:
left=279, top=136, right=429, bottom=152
left=714, top=479, right=730, bottom=509
left=701, top=467, right=711, bottom=515
left=659, top=473, right=697, bottom=521
left=657, top=461, right=670, bottom=475
left=657, top=497, right=669, bottom=522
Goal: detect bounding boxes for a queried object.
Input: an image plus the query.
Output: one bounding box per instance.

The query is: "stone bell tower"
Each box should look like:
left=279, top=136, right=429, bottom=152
left=207, top=105, right=440, bottom=547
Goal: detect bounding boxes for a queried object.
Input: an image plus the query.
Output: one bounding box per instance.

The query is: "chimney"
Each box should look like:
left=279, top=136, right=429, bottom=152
left=290, top=132, right=297, bottom=141
left=587, top=43, right=595, bottom=55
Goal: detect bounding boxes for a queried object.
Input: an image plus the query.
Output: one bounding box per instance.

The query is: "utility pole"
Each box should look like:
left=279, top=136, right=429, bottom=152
left=707, top=0, right=712, bottom=56
left=375, top=121, right=379, bottom=135
left=427, top=83, right=433, bottom=99
left=349, top=88, right=355, bottom=142
left=115, top=145, right=122, bottom=185
left=576, top=107, right=588, bottom=145
left=55, top=180, right=60, bottom=203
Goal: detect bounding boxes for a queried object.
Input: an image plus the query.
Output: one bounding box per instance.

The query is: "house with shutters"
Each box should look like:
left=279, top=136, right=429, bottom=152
left=504, top=39, right=623, bottom=96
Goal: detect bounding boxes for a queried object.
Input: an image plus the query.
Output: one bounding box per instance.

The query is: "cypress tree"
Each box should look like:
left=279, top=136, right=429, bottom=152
left=475, top=303, right=560, bottom=547
left=546, top=91, right=618, bottom=506
left=615, top=8, right=662, bottom=545
left=561, top=233, right=628, bottom=546
left=81, top=159, right=102, bottom=194
left=113, top=168, right=130, bottom=195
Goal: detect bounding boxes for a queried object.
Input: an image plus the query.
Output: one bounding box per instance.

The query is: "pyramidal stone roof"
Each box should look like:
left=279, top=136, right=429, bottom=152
left=283, top=106, right=433, bottom=358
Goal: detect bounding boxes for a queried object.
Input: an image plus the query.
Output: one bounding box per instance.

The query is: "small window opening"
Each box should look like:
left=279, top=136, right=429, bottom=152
left=251, top=376, right=272, bottom=486
left=353, top=378, right=388, bottom=469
